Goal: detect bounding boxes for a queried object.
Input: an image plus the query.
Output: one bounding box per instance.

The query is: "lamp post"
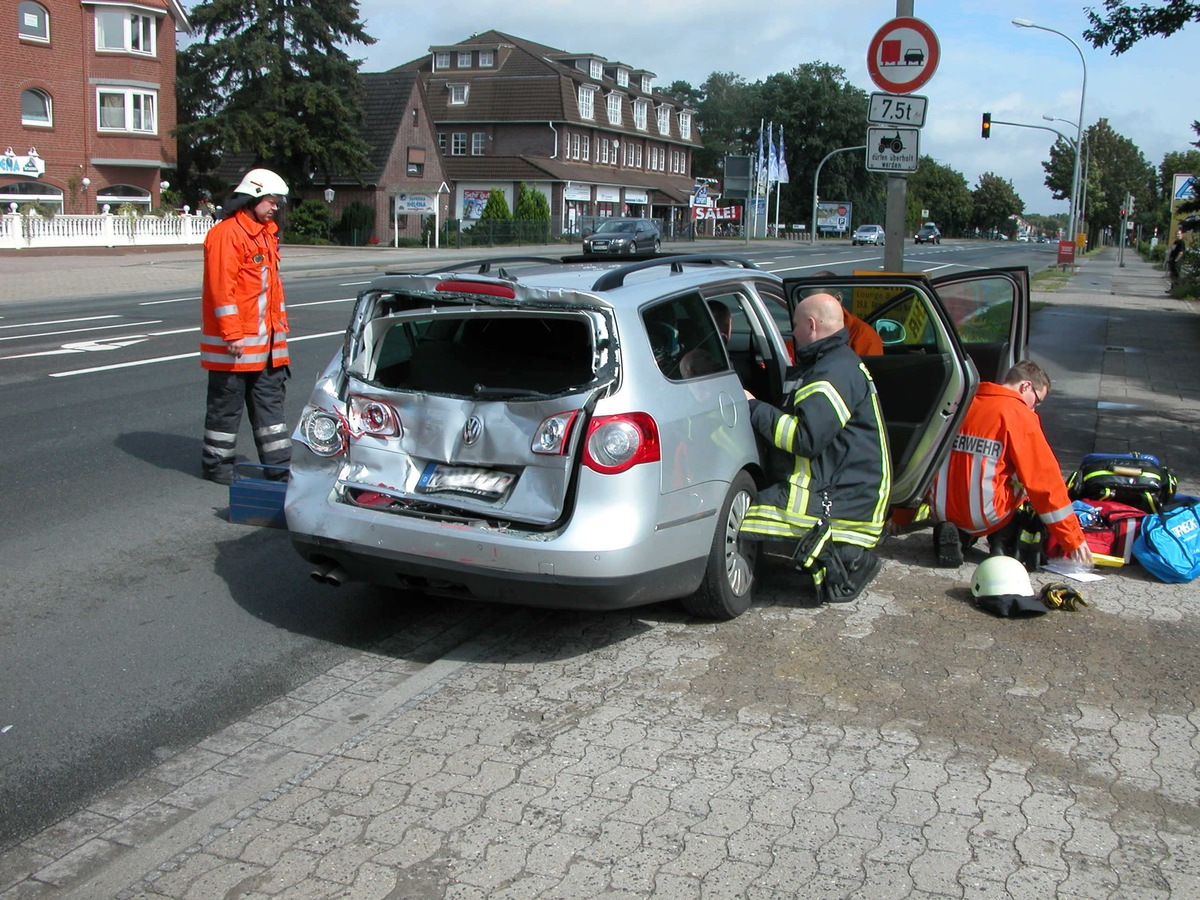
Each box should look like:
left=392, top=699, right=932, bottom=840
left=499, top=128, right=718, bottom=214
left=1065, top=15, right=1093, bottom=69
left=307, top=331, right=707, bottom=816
left=1013, top=18, right=1086, bottom=246
left=1044, top=114, right=1089, bottom=239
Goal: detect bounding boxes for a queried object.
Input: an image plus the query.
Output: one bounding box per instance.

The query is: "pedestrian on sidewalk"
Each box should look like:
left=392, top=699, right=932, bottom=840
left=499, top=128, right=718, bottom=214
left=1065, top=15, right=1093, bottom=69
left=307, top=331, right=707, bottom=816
left=1167, top=227, right=1185, bottom=291
left=927, top=360, right=1092, bottom=569
left=740, top=293, right=891, bottom=603
left=199, top=168, right=292, bottom=485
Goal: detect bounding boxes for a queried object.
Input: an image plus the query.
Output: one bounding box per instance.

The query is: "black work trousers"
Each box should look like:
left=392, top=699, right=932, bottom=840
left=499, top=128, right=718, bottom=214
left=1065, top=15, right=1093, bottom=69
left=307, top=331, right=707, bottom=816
left=202, top=364, right=291, bottom=479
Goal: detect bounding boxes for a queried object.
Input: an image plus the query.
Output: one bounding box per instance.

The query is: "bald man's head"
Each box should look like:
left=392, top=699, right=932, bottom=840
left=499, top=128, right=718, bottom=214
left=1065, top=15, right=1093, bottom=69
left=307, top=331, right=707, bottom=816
left=792, top=292, right=846, bottom=347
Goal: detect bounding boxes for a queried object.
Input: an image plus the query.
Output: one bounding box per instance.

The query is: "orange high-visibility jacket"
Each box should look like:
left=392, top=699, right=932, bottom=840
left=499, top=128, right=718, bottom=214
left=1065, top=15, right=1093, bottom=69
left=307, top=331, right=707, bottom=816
left=200, top=210, right=289, bottom=372
left=929, top=382, right=1085, bottom=552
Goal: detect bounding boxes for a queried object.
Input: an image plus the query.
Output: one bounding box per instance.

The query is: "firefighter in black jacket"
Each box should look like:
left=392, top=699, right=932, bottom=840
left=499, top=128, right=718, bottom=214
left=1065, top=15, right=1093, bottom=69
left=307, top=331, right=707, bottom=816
left=741, top=293, right=893, bottom=603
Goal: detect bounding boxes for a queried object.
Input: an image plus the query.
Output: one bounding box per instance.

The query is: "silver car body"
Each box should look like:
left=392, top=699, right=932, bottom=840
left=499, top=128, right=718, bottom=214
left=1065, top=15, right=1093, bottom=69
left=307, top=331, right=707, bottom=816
left=852, top=225, right=885, bottom=246
left=286, top=256, right=1028, bottom=617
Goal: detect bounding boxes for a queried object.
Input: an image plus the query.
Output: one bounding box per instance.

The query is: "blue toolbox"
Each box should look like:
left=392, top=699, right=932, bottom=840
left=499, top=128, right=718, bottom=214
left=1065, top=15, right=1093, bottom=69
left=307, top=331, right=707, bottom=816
left=228, top=463, right=289, bottom=528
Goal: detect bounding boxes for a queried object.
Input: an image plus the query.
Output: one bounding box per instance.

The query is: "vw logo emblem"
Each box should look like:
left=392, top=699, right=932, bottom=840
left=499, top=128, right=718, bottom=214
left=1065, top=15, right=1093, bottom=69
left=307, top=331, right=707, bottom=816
left=462, top=416, right=483, bottom=445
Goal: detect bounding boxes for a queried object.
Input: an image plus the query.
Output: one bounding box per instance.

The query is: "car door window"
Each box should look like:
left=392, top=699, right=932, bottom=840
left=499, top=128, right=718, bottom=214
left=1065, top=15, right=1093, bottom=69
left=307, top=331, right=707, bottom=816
left=930, top=270, right=1027, bottom=382
left=643, top=292, right=731, bottom=381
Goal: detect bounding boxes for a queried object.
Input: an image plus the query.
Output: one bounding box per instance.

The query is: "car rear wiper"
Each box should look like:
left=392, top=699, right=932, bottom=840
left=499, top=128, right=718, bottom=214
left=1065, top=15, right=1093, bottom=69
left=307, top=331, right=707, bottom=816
left=472, top=384, right=552, bottom=399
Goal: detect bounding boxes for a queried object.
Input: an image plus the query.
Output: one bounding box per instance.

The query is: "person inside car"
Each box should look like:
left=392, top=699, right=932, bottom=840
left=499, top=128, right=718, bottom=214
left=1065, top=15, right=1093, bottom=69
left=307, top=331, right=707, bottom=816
left=740, top=293, right=892, bottom=603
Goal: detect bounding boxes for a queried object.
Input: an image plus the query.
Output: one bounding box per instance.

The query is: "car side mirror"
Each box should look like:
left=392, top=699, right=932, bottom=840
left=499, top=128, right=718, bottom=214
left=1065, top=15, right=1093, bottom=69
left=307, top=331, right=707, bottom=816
left=874, top=318, right=907, bottom=346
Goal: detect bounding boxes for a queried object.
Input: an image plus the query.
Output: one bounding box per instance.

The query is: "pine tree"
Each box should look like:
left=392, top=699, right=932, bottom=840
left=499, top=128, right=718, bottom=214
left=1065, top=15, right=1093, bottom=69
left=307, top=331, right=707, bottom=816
left=176, top=0, right=375, bottom=194
left=479, top=190, right=512, bottom=221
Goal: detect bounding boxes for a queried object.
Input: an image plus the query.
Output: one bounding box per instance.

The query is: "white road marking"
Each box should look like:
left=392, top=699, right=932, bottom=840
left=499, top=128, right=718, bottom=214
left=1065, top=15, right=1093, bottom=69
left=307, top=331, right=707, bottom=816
left=0, top=315, right=120, bottom=330
left=0, top=320, right=162, bottom=344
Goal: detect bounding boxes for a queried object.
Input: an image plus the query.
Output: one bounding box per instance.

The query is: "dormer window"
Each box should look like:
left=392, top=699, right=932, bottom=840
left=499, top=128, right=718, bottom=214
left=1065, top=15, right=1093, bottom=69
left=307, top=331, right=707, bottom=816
left=633, top=99, right=648, bottom=131
left=577, top=84, right=596, bottom=119
left=479, top=49, right=494, bottom=67
left=679, top=112, right=692, bottom=140
left=616, top=68, right=629, bottom=88
left=641, top=75, right=653, bottom=92
left=589, top=59, right=603, bottom=79
left=656, top=105, right=671, bottom=136
left=606, top=92, right=622, bottom=126
left=95, top=8, right=156, bottom=56
left=434, top=51, right=450, bottom=70
left=457, top=51, right=472, bottom=67
left=449, top=83, right=468, bottom=105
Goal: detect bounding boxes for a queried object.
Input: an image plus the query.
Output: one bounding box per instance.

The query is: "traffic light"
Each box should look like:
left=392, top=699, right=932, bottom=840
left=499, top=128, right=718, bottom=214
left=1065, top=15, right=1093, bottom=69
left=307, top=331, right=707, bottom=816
left=981, top=113, right=991, bottom=139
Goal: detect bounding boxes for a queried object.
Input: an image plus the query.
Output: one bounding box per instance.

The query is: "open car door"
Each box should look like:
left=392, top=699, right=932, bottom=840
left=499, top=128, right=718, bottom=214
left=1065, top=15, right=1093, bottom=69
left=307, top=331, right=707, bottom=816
left=780, top=268, right=1028, bottom=509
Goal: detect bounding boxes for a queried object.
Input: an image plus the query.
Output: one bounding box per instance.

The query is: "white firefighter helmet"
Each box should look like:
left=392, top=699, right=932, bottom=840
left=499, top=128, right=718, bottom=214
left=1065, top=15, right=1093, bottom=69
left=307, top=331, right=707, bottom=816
left=233, top=168, right=289, bottom=199
left=971, top=555, right=1033, bottom=598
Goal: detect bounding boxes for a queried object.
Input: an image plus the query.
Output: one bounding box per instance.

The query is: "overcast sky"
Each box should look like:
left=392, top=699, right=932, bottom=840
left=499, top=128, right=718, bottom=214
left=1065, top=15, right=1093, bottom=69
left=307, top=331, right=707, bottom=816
left=347, top=0, right=1194, bottom=218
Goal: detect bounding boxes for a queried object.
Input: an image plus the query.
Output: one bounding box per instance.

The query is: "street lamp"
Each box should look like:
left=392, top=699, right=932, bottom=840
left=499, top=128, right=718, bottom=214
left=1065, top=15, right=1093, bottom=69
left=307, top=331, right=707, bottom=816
left=1044, top=114, right=1089, bottom=236
left=323, top=188, right=335, bottom=203
left=1013, top=18, right=1087, bottom=245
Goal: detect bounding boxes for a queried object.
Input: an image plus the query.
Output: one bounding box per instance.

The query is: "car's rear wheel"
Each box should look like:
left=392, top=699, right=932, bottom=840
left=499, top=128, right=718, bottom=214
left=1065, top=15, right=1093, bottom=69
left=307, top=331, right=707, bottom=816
left=682, top=472, right=759, bottom=619
left=654, top=239, right=661, bottom=253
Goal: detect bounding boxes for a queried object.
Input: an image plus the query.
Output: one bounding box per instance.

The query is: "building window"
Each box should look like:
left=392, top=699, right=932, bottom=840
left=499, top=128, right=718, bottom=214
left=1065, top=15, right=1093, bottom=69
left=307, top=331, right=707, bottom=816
left=95, top=8, right=155, bottom=55
left=18, top=2, right=49, bottom=42
left=606, top=93, right=622, bottom=126
left=633, top=100, right=648, bottom=131
left=616, top=68, right=629, bottom=88
left=479, top=49, right=494, bottom=67
left=457, top=51, right=472, bottom=67
left=679, top=112, right=692, bottom=140
left=577, top=85, right=595, bottom=120
left=434, top=51, right=450, bottom=70
left=657, top=105, right=671, bottom=136
left=599, top=139, right=610, bottom=165
left=471, top=132, right=486, bottom=155
left=451, top=133, right=467, bottom=156
left=641, top=75, right=653, bottom=92
left=589, top=59, right=603, bottom=79
left=438, top=132, right=446, bottom=153
left=97, top=88, right=156, bottom=133
left=406, top=147, right=425, bottom=176
left=571, top=133, right=580, bottom=160
left=449, top=83, right=468, bottom=105
left=582, top=135, right=590, bottom=161
left=21, top=88, right=52, bottom=126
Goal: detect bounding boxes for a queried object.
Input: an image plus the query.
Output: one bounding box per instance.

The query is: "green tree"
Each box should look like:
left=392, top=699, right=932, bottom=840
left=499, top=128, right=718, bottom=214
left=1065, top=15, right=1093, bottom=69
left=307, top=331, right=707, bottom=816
left=514, top=182, right=550, bottom=220
left=479, top=189, right=511, bottom=220
left=176, top=0, right=375, bottom=193
left=1084, top=0, right=1200, bottom=53
left=691, top=72, right=759, bottom=177
left=905, top=158, right=973, bottom=236
left=971, top=172, right=1024, bottom=235
left=1045, top=119, right=1153, bottom=235
left=662, top=80, right=704, bottom=109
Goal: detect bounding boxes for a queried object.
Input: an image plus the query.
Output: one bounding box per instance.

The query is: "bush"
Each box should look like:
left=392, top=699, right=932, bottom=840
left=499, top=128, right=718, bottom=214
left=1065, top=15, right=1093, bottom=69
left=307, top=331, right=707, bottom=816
left=336, top=201, right=375, bottom=245
left=1170, top=247, right=1200, bottom=299
left=282, top=199, right=335, bottom=243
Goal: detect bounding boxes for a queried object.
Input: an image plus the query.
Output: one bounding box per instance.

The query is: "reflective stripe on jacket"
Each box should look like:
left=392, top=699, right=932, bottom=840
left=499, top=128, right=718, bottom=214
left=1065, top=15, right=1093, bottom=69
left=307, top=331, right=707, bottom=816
left=929, top=381, right=1085, bottom=552
left=741, top=330, right=892, bottom=547
left=200, top=210, right=289, bottom=372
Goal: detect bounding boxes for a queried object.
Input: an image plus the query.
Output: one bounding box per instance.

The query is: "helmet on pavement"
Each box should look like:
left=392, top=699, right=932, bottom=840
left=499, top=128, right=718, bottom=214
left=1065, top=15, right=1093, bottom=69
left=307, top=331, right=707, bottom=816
left=971, top=555, right=1032, bottom=598
left=233, top=168, right=289, bottom=199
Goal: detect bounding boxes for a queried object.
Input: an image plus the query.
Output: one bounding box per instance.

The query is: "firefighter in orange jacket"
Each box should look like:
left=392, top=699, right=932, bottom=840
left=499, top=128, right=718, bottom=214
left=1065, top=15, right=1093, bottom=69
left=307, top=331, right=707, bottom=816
left=200, top=168, right=291, bottom=485
left=928, top=360, right=1092, bottom=568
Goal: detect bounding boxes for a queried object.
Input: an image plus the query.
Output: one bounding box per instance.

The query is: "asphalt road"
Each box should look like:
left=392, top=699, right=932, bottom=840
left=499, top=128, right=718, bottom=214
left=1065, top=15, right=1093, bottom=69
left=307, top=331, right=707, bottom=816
left=0, top=239, right=1059, bottom=848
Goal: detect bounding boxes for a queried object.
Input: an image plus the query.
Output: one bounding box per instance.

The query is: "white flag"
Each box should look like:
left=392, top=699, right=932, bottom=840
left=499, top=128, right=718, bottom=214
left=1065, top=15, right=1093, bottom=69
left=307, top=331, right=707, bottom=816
left=767, top=122, right=779, bottom=185
left=777, top=125, right=790, bottom=184
left=756, top=121, right=768, bottom=194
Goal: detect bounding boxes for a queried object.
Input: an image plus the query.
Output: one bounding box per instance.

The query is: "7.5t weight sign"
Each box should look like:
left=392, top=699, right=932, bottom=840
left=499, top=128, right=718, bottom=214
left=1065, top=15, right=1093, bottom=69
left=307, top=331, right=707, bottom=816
left=867, top=92, right=927, bottom=128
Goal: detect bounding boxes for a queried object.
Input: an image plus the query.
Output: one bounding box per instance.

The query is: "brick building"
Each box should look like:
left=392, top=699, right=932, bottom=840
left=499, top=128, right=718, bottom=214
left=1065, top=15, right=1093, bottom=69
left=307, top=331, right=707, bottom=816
left=383, top=30, right=704, bottom=236
left=3, top=0, right=189, bottom=215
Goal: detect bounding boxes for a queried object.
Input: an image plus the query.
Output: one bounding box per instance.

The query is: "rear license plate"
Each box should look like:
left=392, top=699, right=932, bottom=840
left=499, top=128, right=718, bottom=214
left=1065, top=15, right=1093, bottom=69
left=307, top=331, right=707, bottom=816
left=417, top=463, right=514, bottom=499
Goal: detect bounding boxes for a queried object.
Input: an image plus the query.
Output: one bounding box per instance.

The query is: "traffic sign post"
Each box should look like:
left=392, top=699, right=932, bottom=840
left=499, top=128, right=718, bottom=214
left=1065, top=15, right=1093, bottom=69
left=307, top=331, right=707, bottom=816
left=867, top=92, right=928, bottom=127
left=866, top=127, right=920, bottom=173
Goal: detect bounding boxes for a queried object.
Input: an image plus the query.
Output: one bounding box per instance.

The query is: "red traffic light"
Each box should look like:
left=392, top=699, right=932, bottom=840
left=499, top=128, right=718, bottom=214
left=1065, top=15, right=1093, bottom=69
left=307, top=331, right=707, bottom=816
left=981, top=113, right=991, bottom=139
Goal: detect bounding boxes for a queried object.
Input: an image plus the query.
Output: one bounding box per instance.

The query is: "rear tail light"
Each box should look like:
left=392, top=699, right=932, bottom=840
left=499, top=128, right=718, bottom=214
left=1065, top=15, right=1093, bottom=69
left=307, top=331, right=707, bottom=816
left=299, top=408, right=346, bottom=457
left=348, top=395, right=402, bottom=438
left=583, top=412, right=660, bottom=474
left=434, top=280, right=516, bottom=298
left=532, top=410, right=580, bottom=455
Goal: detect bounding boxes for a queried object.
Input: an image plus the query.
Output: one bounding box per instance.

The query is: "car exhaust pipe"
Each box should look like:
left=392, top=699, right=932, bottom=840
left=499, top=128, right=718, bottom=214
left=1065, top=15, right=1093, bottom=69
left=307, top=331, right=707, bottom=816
left=310, top=563, right=348, bottom=587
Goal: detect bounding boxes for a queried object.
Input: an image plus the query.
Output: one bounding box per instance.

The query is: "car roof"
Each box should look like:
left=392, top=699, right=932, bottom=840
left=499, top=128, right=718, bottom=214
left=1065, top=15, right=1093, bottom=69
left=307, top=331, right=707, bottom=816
left=370, top=254, right=780, bottom=311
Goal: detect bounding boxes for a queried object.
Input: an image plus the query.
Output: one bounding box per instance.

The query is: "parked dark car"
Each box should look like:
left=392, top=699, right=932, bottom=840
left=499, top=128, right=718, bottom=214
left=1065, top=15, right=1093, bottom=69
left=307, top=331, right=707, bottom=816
left=581, top=218, right=661, bottom=255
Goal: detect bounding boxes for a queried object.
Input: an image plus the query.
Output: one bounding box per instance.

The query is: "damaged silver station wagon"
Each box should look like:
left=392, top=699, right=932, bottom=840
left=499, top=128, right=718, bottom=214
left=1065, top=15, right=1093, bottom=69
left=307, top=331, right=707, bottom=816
left=286, top=255, right=1029, bottom=618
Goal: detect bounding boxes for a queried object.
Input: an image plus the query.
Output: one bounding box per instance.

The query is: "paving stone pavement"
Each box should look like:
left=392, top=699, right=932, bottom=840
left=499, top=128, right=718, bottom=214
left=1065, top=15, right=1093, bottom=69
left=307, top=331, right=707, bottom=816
left=1, top=245, right=1198, bottom=899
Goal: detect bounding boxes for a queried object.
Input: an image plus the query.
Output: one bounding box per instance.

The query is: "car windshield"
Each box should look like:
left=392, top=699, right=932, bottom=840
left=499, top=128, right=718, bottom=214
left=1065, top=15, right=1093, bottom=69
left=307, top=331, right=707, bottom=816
left=596, top=220, right=637, bottom=234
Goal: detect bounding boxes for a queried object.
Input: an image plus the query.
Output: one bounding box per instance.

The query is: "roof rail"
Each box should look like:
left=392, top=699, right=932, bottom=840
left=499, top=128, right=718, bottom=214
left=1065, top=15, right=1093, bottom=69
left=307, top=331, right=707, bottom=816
left=590, top=255, right=759, bottom=292
left=417, top=256, right=563, bottom=278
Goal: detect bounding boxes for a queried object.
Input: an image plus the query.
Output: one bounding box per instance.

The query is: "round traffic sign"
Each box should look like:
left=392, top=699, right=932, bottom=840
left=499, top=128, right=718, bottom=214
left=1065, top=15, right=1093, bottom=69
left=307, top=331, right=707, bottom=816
left=867, top=17, right=940, bottom=95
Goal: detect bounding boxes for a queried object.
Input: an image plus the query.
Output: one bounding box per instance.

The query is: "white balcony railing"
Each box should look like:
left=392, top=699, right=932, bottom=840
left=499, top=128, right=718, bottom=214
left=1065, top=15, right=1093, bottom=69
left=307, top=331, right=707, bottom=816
left=0, top=211, right=213, bottom=250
